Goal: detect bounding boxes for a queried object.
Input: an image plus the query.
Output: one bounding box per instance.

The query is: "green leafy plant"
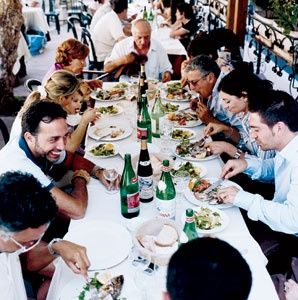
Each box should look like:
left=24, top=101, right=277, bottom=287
left=270, top=0, right=298, bottom=35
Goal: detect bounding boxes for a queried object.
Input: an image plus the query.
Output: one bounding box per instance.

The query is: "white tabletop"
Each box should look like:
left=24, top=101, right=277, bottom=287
left=22, top=6, right=50, bottom=34
left=47, top=83, right=278, bottom=300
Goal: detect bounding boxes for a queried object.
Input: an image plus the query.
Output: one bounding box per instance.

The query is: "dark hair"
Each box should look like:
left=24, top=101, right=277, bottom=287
left=0, top=172, right=58, bottom=233
left=170, top=0, right=184, bottom=24
left=21, top=100, right=67, bottom=136
left=249, top=89, right=298, bottom=132
left=218, top=68, right=273, bottom=98
left=176, top=2, right=194, bottom=19
left=112, top=0, right=128, bottom=14
left=167, top=237, right=252, bottom=300
left=185, top=54, right=221, bottom=79
left=187, top=31, right=218, bottom=59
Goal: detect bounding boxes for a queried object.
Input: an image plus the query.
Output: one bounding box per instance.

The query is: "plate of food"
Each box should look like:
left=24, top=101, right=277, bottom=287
left=91, top=88, right=126, bottom=102
left=162, top=102, right=180, bottom=113
left=88, top=125, right=132, bottom=142
left=171, top=161, right=207, bottom=178
left=174, top=140, right=218, bottom=161
left=163, top=81, right=191, bottom=102
left=181, top=206, right=229, bottom=234
left=167, top=111, right=202, bottom=127
left=59, top=271, right=139, bottom=300
left=87, top=143, right=118, bottom=158
left=170, top=128, right=196, bottom=141
left=96, top=104, right=123, bottom=116
left=185, top=177, right=242, bottom=209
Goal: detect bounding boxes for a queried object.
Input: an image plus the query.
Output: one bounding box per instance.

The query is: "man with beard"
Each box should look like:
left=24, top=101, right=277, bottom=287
left=218, top=89, right=298, bottom=273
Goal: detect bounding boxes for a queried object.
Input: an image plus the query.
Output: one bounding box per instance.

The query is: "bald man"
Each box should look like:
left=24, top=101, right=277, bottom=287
left=104, top=19, right=172, bottom=82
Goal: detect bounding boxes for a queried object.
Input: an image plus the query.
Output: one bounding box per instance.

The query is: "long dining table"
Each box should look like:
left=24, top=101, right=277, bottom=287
left=47, top=82, right=278, bottom=300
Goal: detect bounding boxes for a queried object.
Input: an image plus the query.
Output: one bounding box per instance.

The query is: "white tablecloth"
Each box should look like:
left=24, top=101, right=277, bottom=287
left=47, top=83, right=278, bottom=300
left=22, top=7, right=50, bottom=34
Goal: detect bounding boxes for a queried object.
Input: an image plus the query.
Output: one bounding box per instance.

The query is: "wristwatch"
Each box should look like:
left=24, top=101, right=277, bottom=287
left=233, top=148, right=243, bottom=159
left=48, top=238, right=62, bottom=258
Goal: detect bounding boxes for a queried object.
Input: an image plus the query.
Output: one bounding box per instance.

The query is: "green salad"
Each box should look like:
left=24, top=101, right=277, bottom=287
left=163, top=103, right=179, bottom=113
left=170, top=129, right=194, bottom=140
left=97, top=105, right=119, bottom=115
left=171, top=162, right=203, bottom=178
left=194, top=207, right=222, bottom=230
left=90, top=143, right=115, bottom=156
left=114, top=82, right=129, bottom=89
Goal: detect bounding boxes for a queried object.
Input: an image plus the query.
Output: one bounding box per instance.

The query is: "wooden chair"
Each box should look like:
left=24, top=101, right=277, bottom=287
left=67, top=16, right=82, bottom=39
left=24, top=78, right=42, bottom=92
left=42, top=0, right=60, bottom=34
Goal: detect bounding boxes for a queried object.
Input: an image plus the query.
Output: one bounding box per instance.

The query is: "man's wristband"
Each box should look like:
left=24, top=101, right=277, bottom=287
left=233, top=148, right=243, bottom=159
left=48, top=238, right=63, bottom=258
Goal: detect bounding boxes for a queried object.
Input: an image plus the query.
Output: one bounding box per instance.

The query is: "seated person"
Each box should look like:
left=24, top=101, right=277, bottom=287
left=219, top=89, right=298, bottom=273
left=169, top=2, right=198, bottom=49
left=11, top=70, right=98, bottom=154
left=42, top=38, right=102, bottom=90
left=0, top=171, right=90, bottom=299
left=91, top=0, right=128, bottom=64
left=165, top=237, right=252, bottom=300
left=204, top=68, right=275, bottom=160
left=104, top=19, right=172, bottom=81
left=90, top=0, right=112, bottom=31
left=185, top=55, right=242, bottom=143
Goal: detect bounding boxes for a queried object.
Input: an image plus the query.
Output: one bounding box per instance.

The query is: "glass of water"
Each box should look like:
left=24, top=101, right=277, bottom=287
left=172, top=170, right=190, bottom=206
left=103, top=169, right=118, bottom=194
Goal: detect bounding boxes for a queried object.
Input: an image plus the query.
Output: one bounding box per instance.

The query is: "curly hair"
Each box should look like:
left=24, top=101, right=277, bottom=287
left=55, top=38, right=90, bottom=67
left=0, top=171, right=58, bottom=233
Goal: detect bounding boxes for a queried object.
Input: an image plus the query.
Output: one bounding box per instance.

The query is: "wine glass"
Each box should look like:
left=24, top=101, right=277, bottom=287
left=103, top=169, right=118, bottom=194
left=172, top=171, right=190, bottom=207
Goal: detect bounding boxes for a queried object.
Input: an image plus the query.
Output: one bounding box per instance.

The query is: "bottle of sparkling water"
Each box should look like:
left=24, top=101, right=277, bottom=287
left=137, top=94, right=152, bottom=143
left=151, top=89, right=165, bottom=138
left=148, top=8, right=154, bottom=21
left=182, top=208, right=198, bottom=242
left=137, top=137, right=153, bottom=203
left=156, top=160, right=176, bottom=219
left=143, top=6, right=148, bottom=20
left=120, top=154, right=140, bottom=218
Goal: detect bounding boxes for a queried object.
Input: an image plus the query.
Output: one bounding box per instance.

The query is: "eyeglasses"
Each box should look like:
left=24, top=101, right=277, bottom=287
left=187, top=74, right=208, bottom=86
left=10, top=232, right=45, bottom=254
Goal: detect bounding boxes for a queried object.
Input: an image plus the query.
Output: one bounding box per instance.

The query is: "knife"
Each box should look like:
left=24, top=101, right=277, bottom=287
left=203, top=179, right=223, bottom=194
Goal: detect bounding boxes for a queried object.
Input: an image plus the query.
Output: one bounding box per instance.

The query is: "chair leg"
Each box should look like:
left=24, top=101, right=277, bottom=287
left=55, top=15, right=60, bottom=34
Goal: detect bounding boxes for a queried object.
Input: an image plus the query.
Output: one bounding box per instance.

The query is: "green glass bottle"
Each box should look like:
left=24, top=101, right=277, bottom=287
left=151, top=90, right=165, bottom=138
left=156, top=160, right=176, bottom=219
left=182, top=208, right=198, bottom=242
left=137, top=94, right=152, bottom=143
left=148, top=8, right=154, bottom=21
left=143, top=6, right=148, bottom=20
left=120, top=154, right=140, bottom=218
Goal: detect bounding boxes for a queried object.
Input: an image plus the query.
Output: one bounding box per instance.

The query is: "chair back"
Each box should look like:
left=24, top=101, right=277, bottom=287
left=24, top=79, right=42, bottom=92
left=67, top=16, right=82, bottom=39
left=0, top=119, right=10, bottom=145
left=81, top=11, right=92, bottom=28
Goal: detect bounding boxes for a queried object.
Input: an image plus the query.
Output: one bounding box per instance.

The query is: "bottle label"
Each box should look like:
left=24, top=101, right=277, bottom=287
left=131, top=177, right=138, bottom=184
left=127, top=192, right=140, bottom=213
left=152, top=118, right=160, bottom=135
left=137, top=127, right=148, bottom=139
left=185, top=216, right=194, bottom=223
left=156, top=198, right=176, bottom=220
left=139, top=160, right=151, bottom=166
left=139, top=176, right=153, bottom=199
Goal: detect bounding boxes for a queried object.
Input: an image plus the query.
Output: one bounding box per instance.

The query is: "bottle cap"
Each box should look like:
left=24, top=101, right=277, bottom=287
left=185, top=208, right=194, bottom=217
left=162, top=160, right=169, bottom=166
left=124, top=153, right=131, bottom=159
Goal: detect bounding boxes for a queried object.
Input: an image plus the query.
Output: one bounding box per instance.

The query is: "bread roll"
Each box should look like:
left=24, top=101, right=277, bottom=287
left=155, top=225, right=178, bottom=247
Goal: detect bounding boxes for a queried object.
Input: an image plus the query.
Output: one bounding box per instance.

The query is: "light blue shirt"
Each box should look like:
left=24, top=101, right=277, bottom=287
left=234, top=134, right=298, bottom=234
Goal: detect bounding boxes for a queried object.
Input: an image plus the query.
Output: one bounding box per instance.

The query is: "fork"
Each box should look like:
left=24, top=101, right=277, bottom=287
left=197, top=135, right=209, bottom=147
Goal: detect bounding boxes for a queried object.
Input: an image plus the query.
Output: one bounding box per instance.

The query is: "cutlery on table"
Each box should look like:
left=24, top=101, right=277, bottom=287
left=203, top=179, right=223, bottom=194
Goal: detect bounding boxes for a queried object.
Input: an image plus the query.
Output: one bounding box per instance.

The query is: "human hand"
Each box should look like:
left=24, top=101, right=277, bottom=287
left=95, top=168, right=120, bottom=191
left=124, top=52, right=137, bottom=65
left=285, top=279, right=298, bottom=300
left=190, top=98, right=199, bottom=111
left=217, top=186, right=240, bottom=204
left=52, top=240, right=90, bottom=279
left=81, top=108, right=98, bottom=124
left=204, top=141, right=233, bottom=156
left=221, top=159, right=248, bottom=179
left=87, top=79, right=103, bottom=90
left=204, top=122, right=229, bottom=136
left=162, top=71, right=171, bottom=83
left=196, top=101, right=214, bottom=124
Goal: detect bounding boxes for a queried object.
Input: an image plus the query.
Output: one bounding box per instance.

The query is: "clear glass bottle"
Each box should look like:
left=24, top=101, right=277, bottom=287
left=151, top=90, right=165, bottom=138
left=156, top=160, right=176, bottom=219
left=120, top=154, right=140, bottom=218
left=137, top=137, right=153, bottom=203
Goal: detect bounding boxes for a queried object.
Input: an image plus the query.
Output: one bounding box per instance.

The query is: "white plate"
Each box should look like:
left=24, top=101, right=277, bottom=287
left=88, top=125, right=132, bottom=142
left=86, top=143, right=119, bottom=158
left=59, top=272, right=139, bottom=300
left=173, top=148, right=219, bottom=162
left=172, top=161, right=208, bottom=178
left=172, top=119, right=202, bottom=128
left=184, top=177, right=242, bottom=209
left=164, top=95, right=191, bottom=102
left=162, top=80, right=191, bottom=102
left=170, top=128, right=196, bottom=141
left=91, top=90, right=126, bottom=102
left=96, top=104, right=123, bottom=116
left=64, top=220, right=132, bottom=270
left=181, top=206, right=229, bottom=235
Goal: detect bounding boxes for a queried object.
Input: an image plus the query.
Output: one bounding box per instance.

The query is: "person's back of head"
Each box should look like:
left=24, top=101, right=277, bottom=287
left=166, top=237, right=252, bottom=300
left=112, top=0, right=128, bottom=14
left=176, top=2, right=194, bottom=19
left=249, top=89, right=298, bottom=132
left=185, top=54, right=221, bottom=79
left=0, top=171, right=57, bottom=233
left=21, top=100, right=67, bottom=136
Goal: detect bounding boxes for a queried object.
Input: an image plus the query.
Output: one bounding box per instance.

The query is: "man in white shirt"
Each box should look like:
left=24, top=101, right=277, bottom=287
left=90, top=0, right=111, bottom=31
left=0, top=171, right=90, bottom=300
left=91, top=0, right=128, bottom=63
left=219, top=89, right=298, bottom=272
left=104, top=19, right=172, bottom=81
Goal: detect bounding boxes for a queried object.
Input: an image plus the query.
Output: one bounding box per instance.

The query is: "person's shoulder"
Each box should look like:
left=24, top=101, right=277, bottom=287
left=151, top=38, right=165, bottom=50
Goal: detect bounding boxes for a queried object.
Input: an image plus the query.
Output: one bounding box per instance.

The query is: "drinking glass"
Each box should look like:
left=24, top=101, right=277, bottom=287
left=160, top=119, right=174, bottom=155
left=103, top=169, right=118, bottom=194
left=172, top=171, right=190, bottom=206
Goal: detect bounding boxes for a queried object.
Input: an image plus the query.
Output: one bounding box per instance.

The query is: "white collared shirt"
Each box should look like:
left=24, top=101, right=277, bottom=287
left=105, top=36, right=173, bottom=80
left=90, top=1, right=112, bottom=31
left=234, top=134, right=298, bottom=235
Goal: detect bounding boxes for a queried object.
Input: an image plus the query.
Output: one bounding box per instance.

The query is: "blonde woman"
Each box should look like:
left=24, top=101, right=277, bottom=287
left=10, top=70, right=98, bottom=153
